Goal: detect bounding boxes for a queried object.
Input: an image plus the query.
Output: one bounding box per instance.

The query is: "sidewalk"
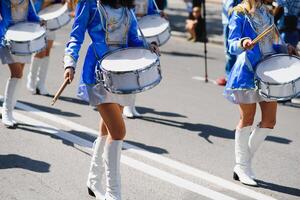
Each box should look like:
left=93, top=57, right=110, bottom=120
left=167, top=0, right=224, bottom=45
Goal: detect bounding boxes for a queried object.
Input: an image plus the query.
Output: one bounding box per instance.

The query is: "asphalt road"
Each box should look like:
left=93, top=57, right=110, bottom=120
left=0, top=1, right=300, bottom=200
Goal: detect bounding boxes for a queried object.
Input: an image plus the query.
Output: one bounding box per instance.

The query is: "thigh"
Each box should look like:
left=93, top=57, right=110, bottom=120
left=45, top=40, right=54, bottom=56
left=97, top=103, right=125, bottom=140
left=237, top=103, right=257, bottom=128
left=8, top=63, right=25, bottom=78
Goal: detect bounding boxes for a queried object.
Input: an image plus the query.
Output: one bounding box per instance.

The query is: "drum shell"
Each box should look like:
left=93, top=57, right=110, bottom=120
left=9, top=32, right=46, bottom=55
left=44, top=11, right=71, bottom=31
left=99, top=48, right=162, bottom=94
left=255, top=54, right=300, bottom=100
left=138, top=15, right=171, bottom=46
left=144, top=26, right=171, bottom=47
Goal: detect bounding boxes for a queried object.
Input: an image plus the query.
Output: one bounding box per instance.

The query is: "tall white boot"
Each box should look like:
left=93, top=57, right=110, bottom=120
left=123, top=106, right=141, bottom=118
left=233, top=126, right=257, bottom=186
left=103, top=140, right=123, bottom=200
left=248, top=125, right=270, bottom=179
left=87, top=136, right=107, bottom=199
left=36, top=57, right=49, bottom=95
left=27, top=57, right=42, bottom=94
left=2, top=78, right=21, bottom=127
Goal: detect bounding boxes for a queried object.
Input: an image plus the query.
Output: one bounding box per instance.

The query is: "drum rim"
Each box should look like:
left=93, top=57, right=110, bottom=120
left=6, top=22, right=46, bottom=43
left=255, top=53, right=300, bottom=85
left=38, top=3, right=68, bottom=17
left=45, top=14, right=71, bottom=31
left=138, top=14, right=170, bottom=38
left=99, top=47, right=160, bottom=74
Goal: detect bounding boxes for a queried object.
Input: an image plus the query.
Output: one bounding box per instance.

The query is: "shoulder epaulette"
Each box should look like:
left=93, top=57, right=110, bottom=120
left=229, top=2, right=250, bottom=16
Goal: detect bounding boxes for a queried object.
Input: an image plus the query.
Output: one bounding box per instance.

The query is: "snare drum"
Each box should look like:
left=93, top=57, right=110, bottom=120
left=39, top=3, right=71, bottom=31
left=138, top=15, right=171, bottom=46
left=97, top=48, right=162, bottom=94
left=5, top=22, right=46, bottom=55
left=255, top=54, right=300, bottom=100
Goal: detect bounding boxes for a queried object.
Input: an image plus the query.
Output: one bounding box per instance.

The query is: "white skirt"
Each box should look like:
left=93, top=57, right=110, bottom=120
left=78, top=83, right=135, bottom=107
left=46, top=30, right=56, bottom=41
left=0, top=47, right=32, bottom=64
left=229, top=89, right=274, bottom=104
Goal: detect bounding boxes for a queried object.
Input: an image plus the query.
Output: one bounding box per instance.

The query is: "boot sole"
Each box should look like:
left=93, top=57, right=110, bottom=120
left=233, top=172, right=258, bottom=187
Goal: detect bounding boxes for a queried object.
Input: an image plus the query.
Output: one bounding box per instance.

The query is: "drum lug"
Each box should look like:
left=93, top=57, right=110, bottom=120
left=266, top=84, right=270, bottom=99
left=292, top=80, right=296, bottom=97
left=135, top=71, right=142, bottom=89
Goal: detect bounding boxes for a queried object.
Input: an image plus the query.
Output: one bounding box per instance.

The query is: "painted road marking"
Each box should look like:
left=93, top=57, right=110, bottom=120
left=2, top=108, right=237, bottom=200
left=0, top=97, right=277, bottom=200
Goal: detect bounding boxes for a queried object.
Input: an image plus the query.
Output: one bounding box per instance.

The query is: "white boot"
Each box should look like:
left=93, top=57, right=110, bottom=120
left=36, top=57, right=49, bottom=95
left=248, top=125, right=270, bottom=179
left=2, top=78, right=21, bottom=127
left=87, top=136, right=107, bottom=199
left=27, top=57, right=42, bottom=94
left=103, top=140, right=123, bottom=200
left=233, top=126, right=257, bottom=186
left=123, top=106, right=141, bottom=118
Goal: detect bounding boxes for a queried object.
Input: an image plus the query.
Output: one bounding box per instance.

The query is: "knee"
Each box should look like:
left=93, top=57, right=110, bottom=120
left=11, top=72, right=23, bottom=79
left=240, top=115, right=255, bottom=127
left=110, top=126, right=126, bottom=140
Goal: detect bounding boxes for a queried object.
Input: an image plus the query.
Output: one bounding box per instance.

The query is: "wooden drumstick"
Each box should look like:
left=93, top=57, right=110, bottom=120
left=51, top=79, right=70, bottom=106
left=251, top=24, right=275, bottom=45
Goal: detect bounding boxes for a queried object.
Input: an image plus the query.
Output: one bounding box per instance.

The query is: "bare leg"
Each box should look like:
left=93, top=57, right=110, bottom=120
left=259, top=101, right=277, bottom=129
left=237, top=103, right=256, bottom=129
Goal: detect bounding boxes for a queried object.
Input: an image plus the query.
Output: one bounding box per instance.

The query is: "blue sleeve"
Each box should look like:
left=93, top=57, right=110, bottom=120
left=128, top=12, right=144, bottom=47
left=34, top=0, right=43, bottom=13
left=0, top=3, right=9, bottom=47
left=148, top=0, right=158, bottom=15
left=228, top=12, right=248, bottom=55
left=28, top=1, right=41, bottom=22
left=64, top=0, right=90, bottom=69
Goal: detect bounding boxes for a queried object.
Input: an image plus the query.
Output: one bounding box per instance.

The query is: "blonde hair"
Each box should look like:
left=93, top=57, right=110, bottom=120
left=231, top=0, right=266, bottom=15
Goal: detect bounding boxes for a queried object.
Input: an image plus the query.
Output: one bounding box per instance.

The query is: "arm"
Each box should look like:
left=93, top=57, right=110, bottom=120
left=64, top=0, right=90, bottom=70
left=28, top=0, right=41, bottom=22
left=0, top=3, right=9, bottom=48
left=128, top=11, right=144, bottom=47
left=228, top=12, right=249, bottom=55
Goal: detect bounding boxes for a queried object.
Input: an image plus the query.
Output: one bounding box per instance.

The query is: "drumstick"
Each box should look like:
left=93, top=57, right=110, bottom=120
left=251, top=24, right=275, bottom=45
left=51, top=79, right=69, bottom=106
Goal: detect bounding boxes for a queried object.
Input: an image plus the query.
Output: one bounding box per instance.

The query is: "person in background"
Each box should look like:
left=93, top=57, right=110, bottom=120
left=274, top=0, right=300, bottom=104
left=0, top=0, right=42, bottom=128
left=185, top=6, right=206, bottom=42
left=216, top=0, right=242, bottom=86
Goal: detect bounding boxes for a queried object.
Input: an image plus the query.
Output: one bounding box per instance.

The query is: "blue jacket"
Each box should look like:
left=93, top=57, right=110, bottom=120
left=0, top=0, right=41, bottom=47
left=225, top=8, right=286, bottom=94
left=64, top=0, right=144, bottom=85
left=147, top=0, right=157, bottom=15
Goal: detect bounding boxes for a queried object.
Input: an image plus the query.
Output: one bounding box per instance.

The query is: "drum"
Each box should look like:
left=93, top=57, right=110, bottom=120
left=255, top=54, right=300, bottom=100
left=39, top=3, right=71, bottom=31
left=5, top=22, right=46, bottom=55
left=97, top=48, right=162, bottom=94
left=138, top=15, right=171, bottom=46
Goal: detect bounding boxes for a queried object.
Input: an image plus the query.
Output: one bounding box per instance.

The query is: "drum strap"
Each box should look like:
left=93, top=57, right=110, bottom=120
left=29, top=0, right=38, bottom=16
left=151, top=0, right=161, bottom=13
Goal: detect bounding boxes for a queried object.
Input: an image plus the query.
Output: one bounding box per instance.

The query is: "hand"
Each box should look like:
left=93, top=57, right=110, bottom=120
left=287, top=44, right=299, bottom=56
left=64, top=67, right=75, bottom=83
left=242, top=39, right=254, bottom=50
left=150, top=43, right=160, bottom=56
left=160, top=11, right=168, bottom=19
left=40, top=20, right=47, bottom=27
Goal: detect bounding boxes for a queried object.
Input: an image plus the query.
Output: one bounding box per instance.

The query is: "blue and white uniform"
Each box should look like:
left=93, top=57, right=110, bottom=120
left=0, top=0, right=41, bottom=64
left=64, top=0, right=144, bottom=106
left=224, top=4, right=287, bottom=104
left=135, top=0, right=157, bottom=16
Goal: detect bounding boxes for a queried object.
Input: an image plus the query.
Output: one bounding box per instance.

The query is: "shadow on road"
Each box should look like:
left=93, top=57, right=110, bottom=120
left=0, top=154, right=50, bottom=173
left=16, top=123, right=91, bottom=156
left=136, top=106, right=187, bottom=118
left=139, top=116, right=292, bottom=144
left=161, top=50, right=215, bottom=59
left=124, top=140, right=169, bottom=154
left=17, top=101, right=81, bottom=117
left=44, top=94, right=89, bottom=106
left=257, top=179, right=300, bottom=197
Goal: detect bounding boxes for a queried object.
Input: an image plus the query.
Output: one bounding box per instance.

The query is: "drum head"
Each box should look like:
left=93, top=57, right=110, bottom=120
left=256, top=54, right=300, bottom=84
left=101, top=48, right=158, bottom=72
left=5, top=22, right=45, bottom=42
left=39, top=3, right=68, bottom=20
left=138, top=15, right=169, bottom=37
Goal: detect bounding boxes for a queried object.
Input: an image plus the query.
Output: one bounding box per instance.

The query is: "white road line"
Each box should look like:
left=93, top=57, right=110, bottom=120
left=0, top=97, right=277, bottom=200
left=2, top=108, right=237, bottom=200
